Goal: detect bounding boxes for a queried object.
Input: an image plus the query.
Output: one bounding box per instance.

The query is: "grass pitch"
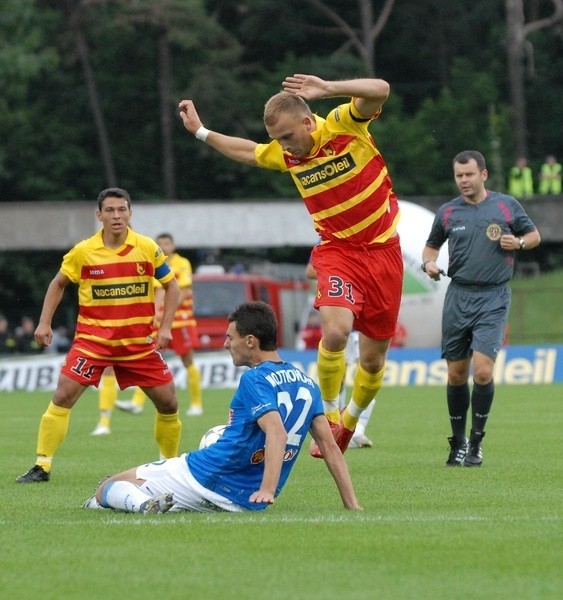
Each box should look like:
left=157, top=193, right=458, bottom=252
left=1, top=384, right=561, bottom=599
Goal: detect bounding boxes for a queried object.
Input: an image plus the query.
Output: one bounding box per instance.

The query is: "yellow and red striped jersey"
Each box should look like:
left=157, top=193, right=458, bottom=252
left=155, top=252, right=196, bottom=329
left=255, top=100, right=400, bottom=247
left=60, top=228, right=173, bottom=360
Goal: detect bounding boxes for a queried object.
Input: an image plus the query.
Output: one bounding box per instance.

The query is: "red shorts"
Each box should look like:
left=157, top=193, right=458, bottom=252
left=311, top=237, right=403, bottom=340
left=168, top=324, right=199, bottom=356
left=61, top=346, right=174, bottom=389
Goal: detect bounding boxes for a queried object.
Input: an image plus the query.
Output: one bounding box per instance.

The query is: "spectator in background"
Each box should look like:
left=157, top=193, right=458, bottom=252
left=0, top=314, right=17, bottom=354
left=507, top=156, right=534, bottom=199
left=538, top=155, right=562, bottom=195
left=15, top=316, right=43, bottom=354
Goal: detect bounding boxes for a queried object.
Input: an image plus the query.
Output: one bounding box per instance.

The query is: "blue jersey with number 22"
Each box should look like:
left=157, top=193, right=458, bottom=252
left=186, top=360, right=324, bottom=510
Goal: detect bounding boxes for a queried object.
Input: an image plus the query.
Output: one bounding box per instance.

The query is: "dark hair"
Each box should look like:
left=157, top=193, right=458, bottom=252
left=156, top=233, right=174, bottom=243
left=453, top=150, right=487, bottom=171
left=97, top=187, right=131, bottom=211
left=228, top=301, right=278, bottom=351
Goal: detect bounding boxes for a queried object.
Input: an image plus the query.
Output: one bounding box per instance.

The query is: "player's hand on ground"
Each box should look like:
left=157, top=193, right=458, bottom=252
left=249, top=489, right=275, bottom=504
left=282, top=74, right=327, bottom=101
left=178, top=100, right=202, bottom=135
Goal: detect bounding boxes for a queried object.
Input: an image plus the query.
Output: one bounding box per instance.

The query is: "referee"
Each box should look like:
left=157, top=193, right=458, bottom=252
left=421, top=150, right=541, bottom=467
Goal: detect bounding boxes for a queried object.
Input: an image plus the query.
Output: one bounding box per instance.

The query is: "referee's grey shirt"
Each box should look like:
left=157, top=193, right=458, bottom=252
left=425, top=191, right=537, bottom=286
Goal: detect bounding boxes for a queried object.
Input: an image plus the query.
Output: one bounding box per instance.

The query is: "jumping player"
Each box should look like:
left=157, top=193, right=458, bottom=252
left=178, top=74, right=403, bottom=457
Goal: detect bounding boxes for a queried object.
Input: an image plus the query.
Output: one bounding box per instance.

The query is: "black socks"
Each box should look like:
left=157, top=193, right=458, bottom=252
left=447, top=382, right=470, bottom=442
left=471, top=380, right=494, bottom=433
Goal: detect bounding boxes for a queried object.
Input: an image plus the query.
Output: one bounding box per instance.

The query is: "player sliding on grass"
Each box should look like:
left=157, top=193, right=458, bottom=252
left=179, top=73, right=403, bottom=458
left=83, top=302, right=362, bottom=513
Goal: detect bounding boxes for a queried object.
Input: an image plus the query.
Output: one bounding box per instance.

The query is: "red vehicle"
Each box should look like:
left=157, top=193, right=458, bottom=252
left=192, top=272, right=310, bottom=350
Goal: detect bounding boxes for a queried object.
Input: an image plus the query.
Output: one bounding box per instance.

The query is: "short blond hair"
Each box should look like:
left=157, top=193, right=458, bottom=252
left=263, top=92, right=313, bottom=127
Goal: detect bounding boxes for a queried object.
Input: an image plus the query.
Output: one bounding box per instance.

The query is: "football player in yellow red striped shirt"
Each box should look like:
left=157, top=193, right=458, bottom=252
left=111, top=233, right=203, bottom=419
left=179, top=74, right=403, bottom=457
left=16, top=188, right=183, bottom=483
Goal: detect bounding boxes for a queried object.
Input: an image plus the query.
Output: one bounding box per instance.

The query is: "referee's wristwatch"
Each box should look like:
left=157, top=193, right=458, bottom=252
left=421, top=260, right=432, bottom=273
left=519, top=238, right=526, bottom=250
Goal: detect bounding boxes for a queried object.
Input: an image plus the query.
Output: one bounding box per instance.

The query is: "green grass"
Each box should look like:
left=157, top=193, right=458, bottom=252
left=509, top=268, right=563, bottom=343
left=1, top=384, right=561, bottom=599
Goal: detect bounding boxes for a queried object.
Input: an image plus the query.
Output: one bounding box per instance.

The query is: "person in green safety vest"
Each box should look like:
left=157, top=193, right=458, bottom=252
left=538, top=155, right=562, bottom=195
left=508, top=156, right=534, bottom=199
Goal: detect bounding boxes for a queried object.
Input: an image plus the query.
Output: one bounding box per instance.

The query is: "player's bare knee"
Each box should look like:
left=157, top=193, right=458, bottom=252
left=448, top=372, right=469, bottom=386
left=359, top=357, right=385, bottom=374
left=52, top=390, right=81, bottom=409
left=95, top=475, right=116, bottom=502
left=151, top=395, right=179, bottom=413
left=145, top=383, right=178, bottom=412
left=472, top=358, right=495, bottom=384
left=321, top=327, right=350, bottom=351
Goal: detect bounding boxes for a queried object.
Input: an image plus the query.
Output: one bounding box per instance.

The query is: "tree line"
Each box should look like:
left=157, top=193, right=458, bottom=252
left=1, top=0, right=563, bottom=333
left=1, top=0, right=562, bottom=203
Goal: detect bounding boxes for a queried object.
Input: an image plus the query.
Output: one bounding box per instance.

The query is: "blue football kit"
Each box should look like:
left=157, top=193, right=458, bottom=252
left=186, top=360, right=324, bottom=510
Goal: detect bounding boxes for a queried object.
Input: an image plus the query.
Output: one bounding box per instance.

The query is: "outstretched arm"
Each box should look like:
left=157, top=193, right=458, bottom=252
left=178, top=100, right=259, bottom=166
left=282, top=74, right=390, bottom=118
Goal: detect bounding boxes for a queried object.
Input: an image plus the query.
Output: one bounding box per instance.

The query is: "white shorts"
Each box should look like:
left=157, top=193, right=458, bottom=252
left=136, top=454, right=246, bottom=513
